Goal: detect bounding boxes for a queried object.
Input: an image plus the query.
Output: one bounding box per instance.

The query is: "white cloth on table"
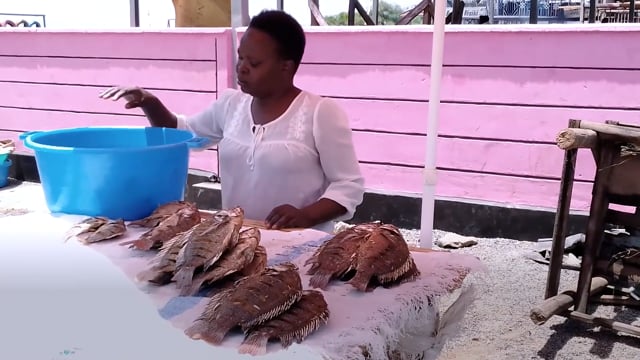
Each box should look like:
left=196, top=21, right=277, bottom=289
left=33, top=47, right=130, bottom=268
left=0, top=211, right=485, bottom=360
left=176, top=89, right=365, bottom=233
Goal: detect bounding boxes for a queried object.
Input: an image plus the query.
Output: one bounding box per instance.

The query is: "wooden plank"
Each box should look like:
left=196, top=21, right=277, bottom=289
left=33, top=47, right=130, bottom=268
left=0, top=82, right=216, bottom=118
left=0, top=56, right=217, bottom=92
left=359, top=163, right=594, bottom=211
left=296, top=64, right=640, bottom=108
left=301, top=28, right=640, bottom=69
left=0, top=31, right=222, bottom=60
left=336, top=99, right=640, bottom=143
left=0, top=130, right=219, bottom=173
left=351, top=132, right=597, bottom=181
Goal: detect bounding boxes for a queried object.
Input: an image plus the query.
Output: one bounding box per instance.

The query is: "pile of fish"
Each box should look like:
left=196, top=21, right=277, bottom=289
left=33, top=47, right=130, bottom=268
left=185, top=262, right=330, bottom=355
left=133, top=206, right=269, bottom=297
left=305, top=221, right=421, bottom=292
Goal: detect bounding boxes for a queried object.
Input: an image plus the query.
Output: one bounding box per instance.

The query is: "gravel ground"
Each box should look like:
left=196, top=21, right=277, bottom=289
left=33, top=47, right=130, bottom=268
left=390, top=228, right=640, bottom=360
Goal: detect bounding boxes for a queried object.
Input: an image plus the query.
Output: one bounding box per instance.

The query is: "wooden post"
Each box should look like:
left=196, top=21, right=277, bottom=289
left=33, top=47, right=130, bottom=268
left=533, top=277, right=608, bottom=324
left=545, top=119, right=579, bottom=299
left=575, top=144, right=616, bottom=313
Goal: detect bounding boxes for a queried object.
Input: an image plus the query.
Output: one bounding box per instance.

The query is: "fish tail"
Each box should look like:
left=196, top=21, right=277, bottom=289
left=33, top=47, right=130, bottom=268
left=119, top=238, right=153, bottom=250
left=187, top=321, right=231, bottom=345
left=134, top=268, right=159, bottom=282
left=179, top=277, right=205, bottom=297
left=346, top=271, right=372, bottom=292
left=308, top=273, right=333, bottom=289
left=172, top=266, right=195, bottom=290
left=238, top=333, right=269, bottom=356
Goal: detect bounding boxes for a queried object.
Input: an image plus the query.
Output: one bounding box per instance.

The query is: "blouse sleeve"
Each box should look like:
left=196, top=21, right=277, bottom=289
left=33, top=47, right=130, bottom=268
left=175, top=89, right=238, bottom=146
left=312, top=97, right=365, bottom=221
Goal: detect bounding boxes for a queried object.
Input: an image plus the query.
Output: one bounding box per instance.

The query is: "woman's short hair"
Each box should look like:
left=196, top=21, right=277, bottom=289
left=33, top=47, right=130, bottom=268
left=248, top=10, right=306, bottom=70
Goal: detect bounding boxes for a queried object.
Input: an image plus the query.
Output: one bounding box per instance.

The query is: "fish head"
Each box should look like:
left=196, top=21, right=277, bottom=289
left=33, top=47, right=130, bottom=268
left=271, top=262, right=299, bottom=272
left=239, top=227, right=261, bottom=244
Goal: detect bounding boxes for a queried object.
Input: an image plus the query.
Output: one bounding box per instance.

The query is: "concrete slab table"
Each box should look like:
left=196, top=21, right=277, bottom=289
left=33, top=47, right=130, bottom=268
left=0, top=181, right=484, bottom=360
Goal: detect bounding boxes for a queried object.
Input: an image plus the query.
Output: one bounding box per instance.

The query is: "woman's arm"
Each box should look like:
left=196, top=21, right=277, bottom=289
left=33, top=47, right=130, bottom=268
left=307, top=97, right=365, bottom=223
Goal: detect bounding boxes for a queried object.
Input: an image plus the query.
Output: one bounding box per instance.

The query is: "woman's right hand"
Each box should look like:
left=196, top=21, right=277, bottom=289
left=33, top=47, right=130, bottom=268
left=99, top=86, right=156, bottom=109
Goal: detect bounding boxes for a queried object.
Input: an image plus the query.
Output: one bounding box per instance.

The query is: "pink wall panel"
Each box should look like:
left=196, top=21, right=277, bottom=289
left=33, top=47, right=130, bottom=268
left=337, top=100, right=640, bottom=142
left=360, top=164, right=594, bottom=211
left=0, top=82, right=216, bottom=119
left=351, top=132, right=597, bottom=181
left=0, top=30, right=223, bottom=60
left=295, top=63, right=640, bottom=108
left=300, top=26, right=640, bottom=68
left=0, top=56, right=217, bottom=92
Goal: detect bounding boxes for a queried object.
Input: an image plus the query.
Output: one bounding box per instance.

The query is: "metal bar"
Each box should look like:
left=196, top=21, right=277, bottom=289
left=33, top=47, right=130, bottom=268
left=310, top=0, right=320, bottom=25
left=371, top=0, right=380, bottom=24
left=589, top=0, right=596, bottom=22
left=529, top=0, right=538, bottom=23
left=348, top=0, right=356, bottom=25
left=277, top=0, right=285, bottom=11
left=129, top=0, right=140, bottom=27
left=630, top=0, right=636, bottom=22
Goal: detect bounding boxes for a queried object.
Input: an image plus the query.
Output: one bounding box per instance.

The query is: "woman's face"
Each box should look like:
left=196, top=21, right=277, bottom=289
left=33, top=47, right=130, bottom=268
left=236, top=28, right=292, bottom=98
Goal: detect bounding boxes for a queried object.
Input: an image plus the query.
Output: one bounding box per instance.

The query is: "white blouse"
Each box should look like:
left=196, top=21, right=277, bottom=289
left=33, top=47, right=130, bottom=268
left=176, top=88, right=365, bottom=233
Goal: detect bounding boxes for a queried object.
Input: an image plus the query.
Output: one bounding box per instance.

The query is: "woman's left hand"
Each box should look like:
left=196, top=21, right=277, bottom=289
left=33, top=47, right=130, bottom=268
left=265, top=204, right=313, bottom=229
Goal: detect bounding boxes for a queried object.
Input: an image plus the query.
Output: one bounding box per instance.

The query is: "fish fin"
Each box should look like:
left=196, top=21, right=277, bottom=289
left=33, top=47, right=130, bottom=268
left=346, top=272, right=372, bottom=292
left=173, top=266, right=195, bottom=290
left=238, top=334, right=269, bottom=356
left=308, top=273, right=333, bottom=289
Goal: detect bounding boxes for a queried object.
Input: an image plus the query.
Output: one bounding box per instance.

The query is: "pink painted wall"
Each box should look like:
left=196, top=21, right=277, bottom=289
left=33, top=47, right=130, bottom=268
left=2, top=25, right=640, bottom=213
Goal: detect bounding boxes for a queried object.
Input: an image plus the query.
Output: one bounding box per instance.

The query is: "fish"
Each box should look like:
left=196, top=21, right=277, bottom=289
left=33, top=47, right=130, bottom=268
left=206, top=244, right=268, bottom=296
left=135, top=231, right=190, bottom=285
left=184, top=262, right=303, bottom=345
left=172, top=208, right=244, bottom=291
left=78, top=218, right=127, bottom=244
left=305, top=223, right=371, bottom=289
left=180, top=227, right=261, bottom=296
left=64, top=216, right=109, bottom=242
left=347, top=223, right=420, bottom=292
left=120, top=204, right=201, bottom=250
left=238, top=289, right=330, bottom=355
left=128, top=201, right=196, bottom=228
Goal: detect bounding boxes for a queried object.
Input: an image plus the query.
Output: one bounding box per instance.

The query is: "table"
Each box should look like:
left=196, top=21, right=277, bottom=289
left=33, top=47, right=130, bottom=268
left=0, top=182, right=485, bottom=359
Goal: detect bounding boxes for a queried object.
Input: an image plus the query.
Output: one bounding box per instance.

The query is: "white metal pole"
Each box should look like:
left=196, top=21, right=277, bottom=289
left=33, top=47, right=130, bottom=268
left=419, top=0, right=447, bottom=249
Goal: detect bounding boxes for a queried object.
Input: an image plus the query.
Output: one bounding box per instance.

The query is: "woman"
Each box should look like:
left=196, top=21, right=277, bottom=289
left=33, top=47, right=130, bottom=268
left=99, top=10, right=364, bottom=233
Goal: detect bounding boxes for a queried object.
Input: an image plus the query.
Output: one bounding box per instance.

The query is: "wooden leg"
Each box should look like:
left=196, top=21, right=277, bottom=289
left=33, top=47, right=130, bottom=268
left=575, top=145, right=615, bottom=313
left=545, top=148, right=578, bottom=299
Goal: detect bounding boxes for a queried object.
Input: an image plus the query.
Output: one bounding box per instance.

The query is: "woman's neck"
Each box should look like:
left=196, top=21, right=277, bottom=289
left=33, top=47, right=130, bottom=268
left=251, top=86, right=301, bottom=125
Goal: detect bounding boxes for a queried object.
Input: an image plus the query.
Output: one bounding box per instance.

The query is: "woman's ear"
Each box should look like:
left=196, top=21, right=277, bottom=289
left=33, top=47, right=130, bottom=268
left=282, top=59, right=294, bottom=73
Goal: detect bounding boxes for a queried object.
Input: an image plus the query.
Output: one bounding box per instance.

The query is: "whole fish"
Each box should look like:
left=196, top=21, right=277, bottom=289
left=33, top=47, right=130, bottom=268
left=206, top=244, right=268, bottom=296
left=172, top=209, right=244, bottom=291
left=79, top=219, right=127, bottom=244
left=305, top=226, right=369, bottom=289
left=238, top=290, right=330, bottom=355
left=120, top=205, right=201, bottom=250
left=180, top=227, right=260, bottom=296
left=184, top=262, right=303, bottom=345
left=135, top=231, right=190, bottom=285
left=64, top=216, right=109, bottom=243
left=128, top=201, right=196, bottom=228
left=347, top=223, right=420, bottom=292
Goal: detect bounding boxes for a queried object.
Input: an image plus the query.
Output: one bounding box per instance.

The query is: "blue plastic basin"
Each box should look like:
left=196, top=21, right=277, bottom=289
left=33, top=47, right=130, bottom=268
left=0, top=159, right=11, bottom=188
left=20, top=126, right=209, bottom=220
